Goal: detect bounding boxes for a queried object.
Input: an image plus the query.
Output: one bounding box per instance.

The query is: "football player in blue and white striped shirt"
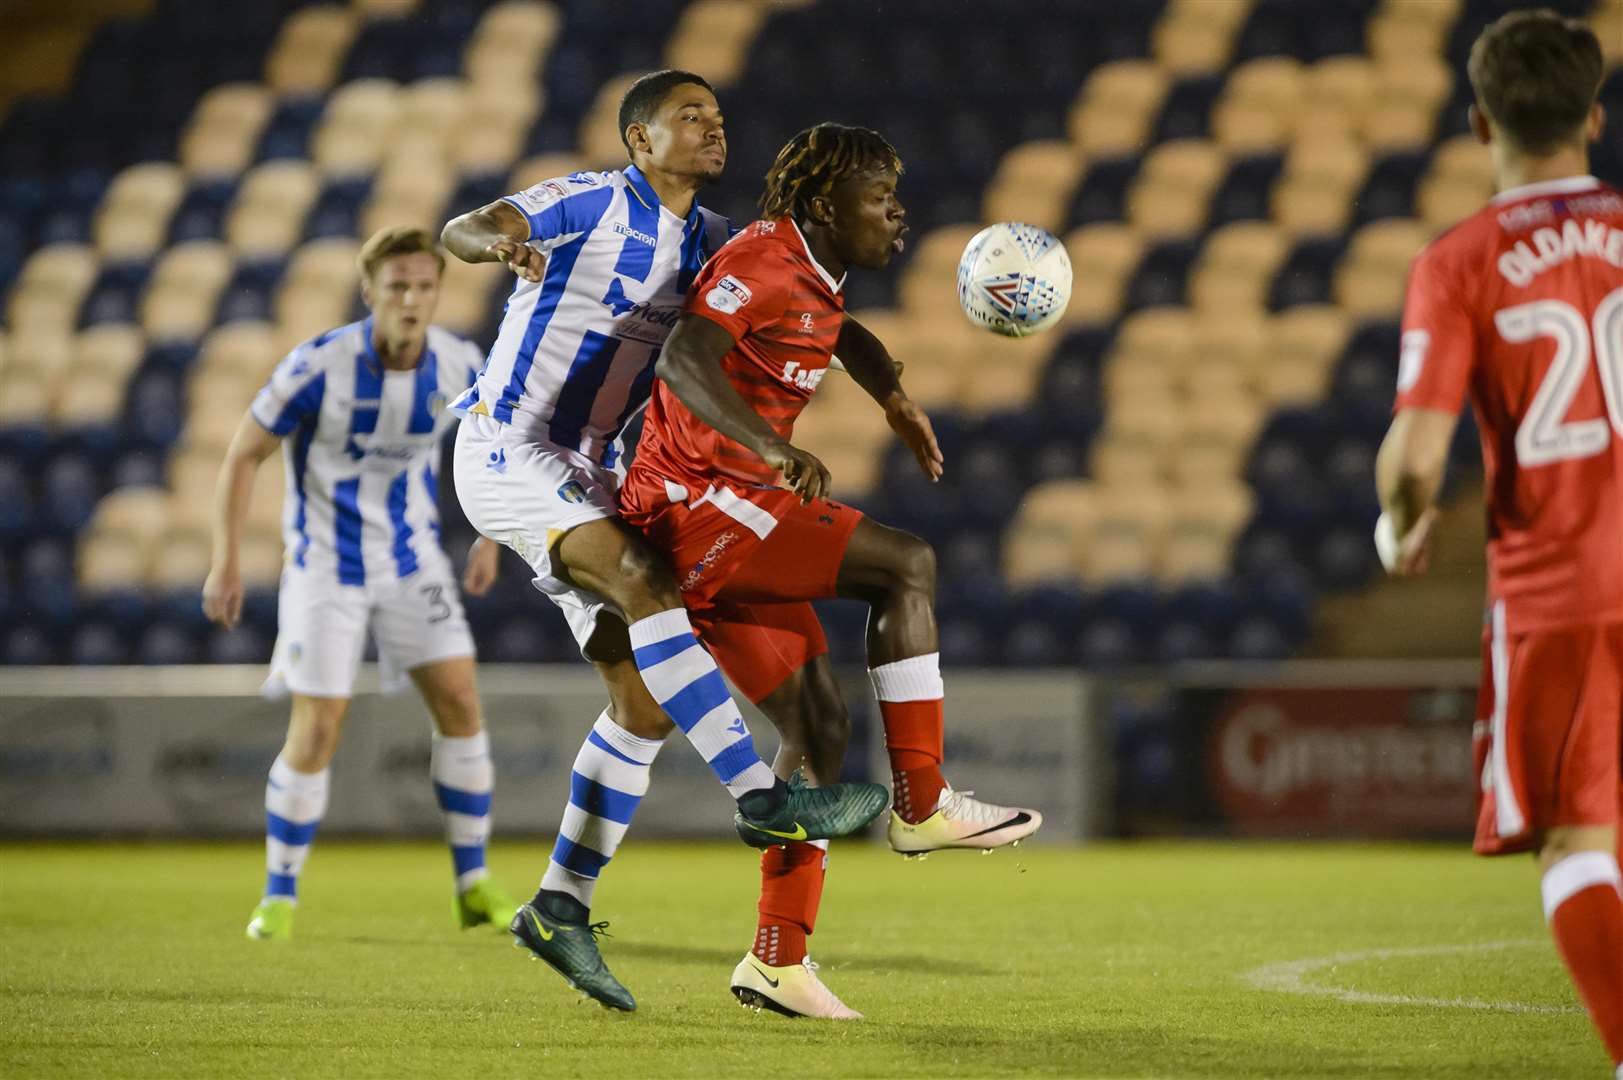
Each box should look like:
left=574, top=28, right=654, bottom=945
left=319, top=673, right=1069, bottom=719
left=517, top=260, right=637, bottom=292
left=203, top=226, right=516, bottom=942
left=440, top=71, right=888, bottom=1007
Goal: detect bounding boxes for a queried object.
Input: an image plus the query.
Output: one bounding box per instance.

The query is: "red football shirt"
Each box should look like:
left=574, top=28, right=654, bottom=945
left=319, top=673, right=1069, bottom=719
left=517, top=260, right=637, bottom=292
left=1394, top=176, right=1623, bottom=634
left=630, top=216, right=846, bottom=490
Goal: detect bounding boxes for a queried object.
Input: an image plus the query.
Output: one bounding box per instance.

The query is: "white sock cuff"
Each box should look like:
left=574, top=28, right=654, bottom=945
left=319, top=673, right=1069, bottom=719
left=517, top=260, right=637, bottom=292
left=809, top=838, right=829, bottom=852
left=432, top=731, right=490, bottom=756
left=592, top=711, right=666, bottom=764
left=1542, top=851, right=1622, bottom=921
left=627, top=608, right=695, bottom=649
left=868, top=653, right=944, bottom=702
left=270, top=754, right=330, bottom=796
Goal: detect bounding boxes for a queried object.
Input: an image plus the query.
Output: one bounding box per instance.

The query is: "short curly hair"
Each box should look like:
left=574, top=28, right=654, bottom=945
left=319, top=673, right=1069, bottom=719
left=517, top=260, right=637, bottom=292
left=760, top=123, right=902, bottom=221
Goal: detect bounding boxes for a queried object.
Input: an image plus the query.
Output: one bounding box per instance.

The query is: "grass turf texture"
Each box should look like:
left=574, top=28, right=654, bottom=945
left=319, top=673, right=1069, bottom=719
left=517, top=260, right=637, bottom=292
left=0, top=841, right=1601, bottom=1078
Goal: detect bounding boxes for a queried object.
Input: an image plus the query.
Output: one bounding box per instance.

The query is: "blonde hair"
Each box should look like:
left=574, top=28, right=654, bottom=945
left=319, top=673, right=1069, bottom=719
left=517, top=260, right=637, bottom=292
left=356, top=225, right=446, bottom=280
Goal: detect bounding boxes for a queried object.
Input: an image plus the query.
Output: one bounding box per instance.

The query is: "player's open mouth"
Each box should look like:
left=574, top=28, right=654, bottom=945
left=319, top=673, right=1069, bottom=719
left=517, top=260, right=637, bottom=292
left=891, top=228, right=907, bottom=254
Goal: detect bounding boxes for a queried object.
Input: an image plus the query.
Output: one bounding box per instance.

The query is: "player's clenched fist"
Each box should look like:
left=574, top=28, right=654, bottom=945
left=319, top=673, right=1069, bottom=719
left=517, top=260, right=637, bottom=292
left=202, top=563, right=244, bottom=629
left=487, top=239, right=544, bottom=283
left=763, top=440, right=831, bottom=503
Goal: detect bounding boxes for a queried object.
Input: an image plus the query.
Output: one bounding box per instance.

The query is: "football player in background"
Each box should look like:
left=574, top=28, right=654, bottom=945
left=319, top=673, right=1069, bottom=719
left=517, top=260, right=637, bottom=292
left=439, top=71, right=890, bottom=1012
left=202, top=226, right=516, bottom=941
left=619, top=122, right=1044, bottom=1009
left=1374, top=10, right=1623, bottom=1072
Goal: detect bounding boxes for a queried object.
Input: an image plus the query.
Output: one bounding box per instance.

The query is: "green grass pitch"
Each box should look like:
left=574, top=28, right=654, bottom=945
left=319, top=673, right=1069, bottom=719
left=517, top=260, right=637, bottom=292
left=0, top=840, right=1601, bottom=1078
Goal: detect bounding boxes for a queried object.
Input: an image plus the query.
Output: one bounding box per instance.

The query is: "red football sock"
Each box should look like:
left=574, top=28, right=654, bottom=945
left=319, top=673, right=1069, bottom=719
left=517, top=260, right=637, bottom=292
left=1544, top=854, right=1623, bottom=1065
left=869, top=655, right=948, bottom=824
left=881, top=699, right=946, bottom=823
left=752, top=841, right=826, bottom=967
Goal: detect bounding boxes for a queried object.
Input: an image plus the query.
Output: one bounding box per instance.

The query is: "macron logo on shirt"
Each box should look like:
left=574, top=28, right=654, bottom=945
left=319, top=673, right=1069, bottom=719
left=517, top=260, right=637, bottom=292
left=614, top=221, right=657, bottom=247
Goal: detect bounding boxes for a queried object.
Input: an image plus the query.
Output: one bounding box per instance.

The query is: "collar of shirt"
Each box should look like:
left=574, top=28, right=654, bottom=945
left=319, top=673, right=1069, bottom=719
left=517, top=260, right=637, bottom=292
left=1491, top=174, right=1600, bottom=204
left=624, top=164, right=704, bottom=230
left=789, top=217, right=845, bottom=294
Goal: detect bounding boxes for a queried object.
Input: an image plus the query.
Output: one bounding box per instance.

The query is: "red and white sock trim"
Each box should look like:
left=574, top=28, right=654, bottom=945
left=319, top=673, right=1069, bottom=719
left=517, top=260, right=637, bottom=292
left=1542, top=851, right=1623, bottom=921
left=868, top=652, right=944, bottom=701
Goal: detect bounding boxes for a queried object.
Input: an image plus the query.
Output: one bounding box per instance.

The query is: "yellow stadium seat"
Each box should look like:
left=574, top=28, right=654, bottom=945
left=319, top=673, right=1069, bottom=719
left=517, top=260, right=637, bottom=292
left=472, top=0, right=562, bottom=53
left=1079, top=519, right=1157, bottom=585
left=352, top=0, right=421, bottom=17
left=69, top=325, right=144, bottom=383
left=51, top=376, right=124, bottom=427
left=1210, top=100, right=1288, bottom=156
left=95, top=204, right=170, bottom=262
left=1068, top=60, right=1168, bottom=157
left=1090, top=431, right=1165, bottom=486
left=463, top=35, right=546, bottom=92
left=228, top=161, right=320, bottom=257
left=1116, top=306, right=1196, bottom=361
left=1127, top=178, right=1210, bottom=240
left=265, top=6, right=360, bottom=96
left=1268, top=304, right=1350, bottom=368
left=1157, top=523, right=1232, bottom=584
left=276, top=283, right=353, bottom=346
left=358, top=192, right=442, bottom=240
left=1059, top=223, right=1143, bottom=324
left=167, top=447, right=225, bottom=502
left=1191, top=222, right=1288, bottom=307
left=1103, top=351, right=1175, bottom=401
left=239, top=530, right=286, bottom=587
left=1107, top=389, right=1188, bottom=447
left=285, top=238, right=361, bottom=295
left=1366, top=7, right=1454, bottom=63
left=1182, top=357, right=1249, bottom=400
left=397, top=78, right=465, bottom=141
left=1417, top=173, right=1492, bottom=233
left=1166, top=433, right=1248, bottom=488
left=1185, top=387, right=1263, bottom=445
left=982, top=140, right=1084, bottom=234
left=1152, top=1, right=1249, bottom=76
left=1223, top=57, right=1304, bottom=117
left=1170, top=480, right=1254, bottom=534
left=1017, top=478, right=1098, bottom=531
left=665, top=0, right=770, bottom=86
left=20, top=243, right=98, bottom=296
left=578, top=74, right=642, bottom=169
left=148, top=529, right=213, bottom=589
left=200, top=321, right=280, bottom=377
left=1360, top=101, right=1439, bottom=154
left=1594, top=0, right=1623, bottom=65
left=1300, top=57, right=1375, bottom=133
left=1256, top=360, right=1329, bottom=406
left=436, top=260, right=505, bottom=336
left=88, top=487, right=171, bottom=545
left=958, top=363, right=1041, bottom=414
left=1004, top=524, right=1085, bottom=588
left=5, top=328, right=71, bottom=381
left=1271, top=175, right=1355, bottom=237
left=1194, top=307, right=1269, bottom=367
left=1427, top=134, right=1495, bottom=187
left=8, top=287, right=81, bottom=339
left=180, top=84, right=274, bottom=178
left=79, top=530, right=150, bottom=592
left=898, top=224, right=982, bottom=315
left=508, top=153, right=587, bottom=194
left=0, top=369, right=52, bottom=426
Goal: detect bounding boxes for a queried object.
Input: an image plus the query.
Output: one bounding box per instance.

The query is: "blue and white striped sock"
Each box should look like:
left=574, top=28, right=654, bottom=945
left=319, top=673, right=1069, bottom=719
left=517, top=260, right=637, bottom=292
left=541, top=711, right=667, bottom=908
left=264, top=754, right=328, bottom=902
left=627, top=609, right=776, bottom=798
left=431, top=731, right=494, bottom=893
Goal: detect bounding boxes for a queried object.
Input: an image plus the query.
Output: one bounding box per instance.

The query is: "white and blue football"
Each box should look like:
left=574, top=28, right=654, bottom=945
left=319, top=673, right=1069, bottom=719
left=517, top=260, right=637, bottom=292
left=955, top=222, right=1072, bottom=338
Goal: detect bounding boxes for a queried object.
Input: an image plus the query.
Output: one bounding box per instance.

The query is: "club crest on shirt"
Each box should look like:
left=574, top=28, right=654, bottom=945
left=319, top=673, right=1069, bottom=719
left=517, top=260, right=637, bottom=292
left=557, top=480, right=589, bottom=504
left=706, top=275, right=752, bottom=315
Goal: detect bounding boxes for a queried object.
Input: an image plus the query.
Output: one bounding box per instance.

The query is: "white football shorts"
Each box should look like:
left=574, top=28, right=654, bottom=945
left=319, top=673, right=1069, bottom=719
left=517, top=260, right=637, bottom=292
left=452, top=411, right=624, bottom=654
left=264, top=556, right=475, bottom=699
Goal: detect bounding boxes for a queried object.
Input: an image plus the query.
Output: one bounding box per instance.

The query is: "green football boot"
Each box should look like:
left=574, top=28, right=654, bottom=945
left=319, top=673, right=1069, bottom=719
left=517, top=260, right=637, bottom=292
left=510, top=898, right=636, bottom=1012
left=456, top=877, right=518, bottom=931
left=734, top=773, right=891, bottom=849
left=245, top=897, right=294, bottom=941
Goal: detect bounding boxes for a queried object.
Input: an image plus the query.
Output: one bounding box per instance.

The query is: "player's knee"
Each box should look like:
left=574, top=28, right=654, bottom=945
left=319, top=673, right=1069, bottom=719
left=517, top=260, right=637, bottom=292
left=431, top=685, right=482, bottom=737
left=892, top=534, right=936, bottom=597
left=614, top=541, right=680, bottom=611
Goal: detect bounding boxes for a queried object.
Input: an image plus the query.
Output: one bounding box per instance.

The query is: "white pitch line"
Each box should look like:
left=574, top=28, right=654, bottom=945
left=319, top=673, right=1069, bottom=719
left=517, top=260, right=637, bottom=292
left=1239, top=939, right=1581, bottom=1015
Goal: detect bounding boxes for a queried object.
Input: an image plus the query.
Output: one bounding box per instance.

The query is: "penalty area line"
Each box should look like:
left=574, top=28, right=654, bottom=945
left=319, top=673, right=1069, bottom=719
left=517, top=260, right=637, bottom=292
left=1239, top=939, right=1581, bottom=1015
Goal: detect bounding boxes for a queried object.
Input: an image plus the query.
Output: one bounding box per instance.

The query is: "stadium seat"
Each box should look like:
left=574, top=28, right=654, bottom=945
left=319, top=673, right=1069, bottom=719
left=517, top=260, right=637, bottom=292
left=982, top=141, right=1083, bottom=234
left=1060, top=223, right=1143, bottom=325
left=228, top=161, right=320, bottom=258
left=1068, top=61, right=1169, bottom=158
left=265, top=6, right=360, bottom=96
left=1152, top=0, right=1248, bottom=76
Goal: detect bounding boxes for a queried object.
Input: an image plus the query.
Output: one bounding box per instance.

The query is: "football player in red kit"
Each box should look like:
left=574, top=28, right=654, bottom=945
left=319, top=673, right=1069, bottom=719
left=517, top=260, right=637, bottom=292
left=1375, top=10, right=1623, bottom=1073
left=619, top=122, right=1042, bottom=1009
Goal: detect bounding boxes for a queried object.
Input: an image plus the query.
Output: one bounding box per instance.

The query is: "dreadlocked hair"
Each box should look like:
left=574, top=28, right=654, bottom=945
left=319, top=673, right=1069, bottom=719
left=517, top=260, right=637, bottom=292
left=760, top=123, right=902, bottom=221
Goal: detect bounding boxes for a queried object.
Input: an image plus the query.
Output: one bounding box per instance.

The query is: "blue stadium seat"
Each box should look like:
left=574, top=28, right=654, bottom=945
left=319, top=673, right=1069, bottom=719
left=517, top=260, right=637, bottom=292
left=2, top=626, right=59, bottom=665
left=0, top=459, right=37, bottom=546
left=1153, top=617, right=1218, bottom=664
left=940, top=616, right=999, bottom=666
left=1075, top=615, right=1142, bottom=668
left=19, top=538, right=77, bottom=625
left=1315, top=525, right=1379, bottom=589
left=256, top=98, right=325, bottom=163
left=1228, top=614, right=1292, bottom=661
left=42, top=452, right=102, bottom=532
left=1208, top=154, right=1284, bottom=227
left=70, top=620, right=128, bottom=665
left=79, top=262, right=152, bottom=327
left=215, top=259, right=286, bottom=324
left=1068, top=157, right=1140, bottom=228
left=124, top=369, right=187, bottom=449
left=137, top=622, right=202, bottom=665
left=1123, top=240, right=1198, bottom=312
left=303, top=177, right=372, bottom=242
left=1004, top=616, right=1070, bottom=666
left=168, top=179, right=237, bottom=245
left=206, top=625, right=272, bottom=664
left=1352, top=151, right=1430, bottom=226
left=1268, top=238, right=1344, bottom=310
left=1151, top=76, right=1224, bottom=143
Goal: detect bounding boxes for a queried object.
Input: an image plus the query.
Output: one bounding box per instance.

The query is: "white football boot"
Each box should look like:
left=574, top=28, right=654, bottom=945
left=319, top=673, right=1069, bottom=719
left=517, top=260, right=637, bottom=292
left=887, top=786, right=1042, bottom=855
left=730, top=954, right=862, bottom=1019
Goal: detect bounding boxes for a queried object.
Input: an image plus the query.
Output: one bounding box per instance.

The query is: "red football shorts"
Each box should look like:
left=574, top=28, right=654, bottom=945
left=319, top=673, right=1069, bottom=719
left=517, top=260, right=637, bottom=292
left=698, top=601, right=829, bottom=705
left=1473, top=603, right=1623, bottom=856
left=626, top=482, right=864, bottom=703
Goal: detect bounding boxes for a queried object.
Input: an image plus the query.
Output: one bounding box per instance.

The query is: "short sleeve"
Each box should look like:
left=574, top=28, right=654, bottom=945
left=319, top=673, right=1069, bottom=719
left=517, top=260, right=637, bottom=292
left=500, top=172, right=616, bottom=251
left=1394, top=243, right=1476, bottom=415
left=681, top=240, right=792, bottom=342
left=250, top=346, right=327, bottom=436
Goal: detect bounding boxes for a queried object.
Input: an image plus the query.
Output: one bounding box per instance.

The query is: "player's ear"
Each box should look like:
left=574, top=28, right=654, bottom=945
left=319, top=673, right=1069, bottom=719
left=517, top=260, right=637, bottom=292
left=1587, top=102, right=1606, bottom=143
left=1467, top=104, right=1492, bottom=145
left=359, top=274, right=374, bottom=308
left=625, top=121, right=652, bottom=156
left=806, top=193, right=836, bottom=227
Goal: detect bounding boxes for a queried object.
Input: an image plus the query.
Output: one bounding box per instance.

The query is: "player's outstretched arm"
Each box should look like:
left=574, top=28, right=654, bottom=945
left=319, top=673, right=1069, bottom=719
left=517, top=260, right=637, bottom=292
left=1374, top=406, right=1457, bottom=575
left=836, top=318, right=943, bottom=482
left=440, top=200, right=544, bottom=283
left=202, top=412, right=281, bottom=629
left=657, top=313, right=831, bottom=502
